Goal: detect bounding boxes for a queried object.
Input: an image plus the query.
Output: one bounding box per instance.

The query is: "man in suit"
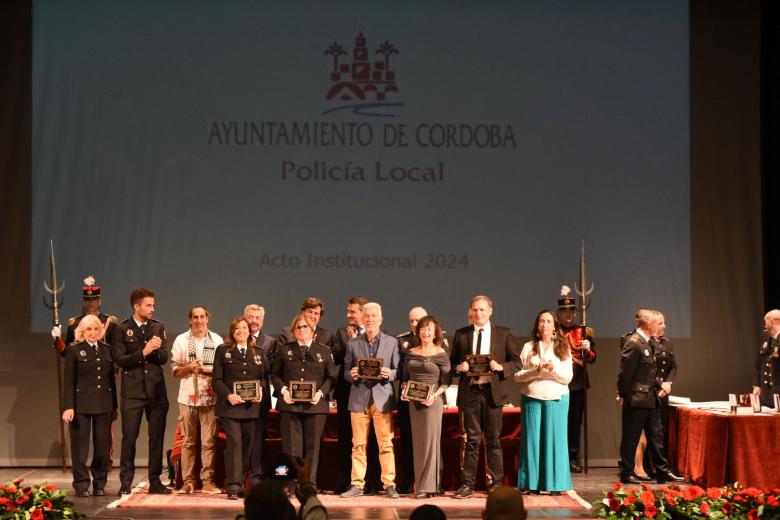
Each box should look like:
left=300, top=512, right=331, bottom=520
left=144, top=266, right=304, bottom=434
left=451, top=295, right=521, bottom=498
left=617, top=309, right=683, bottom=484
left=331, top=295, right=369, bottom=493
left=277, top=297, right=334, bottom=348
left=753, top=309, right=780, bottom=408
left=111, top=287, right=171, bottom=495
left=340, top=302, right=400, bottom=499
left=244, top=303, right=276, bottom=483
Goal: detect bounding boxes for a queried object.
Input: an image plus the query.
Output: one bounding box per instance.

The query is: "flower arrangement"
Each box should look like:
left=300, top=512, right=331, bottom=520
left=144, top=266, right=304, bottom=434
left=594, top=482, right=780, bottom=519
left=0, top=479, right=82, bottom=519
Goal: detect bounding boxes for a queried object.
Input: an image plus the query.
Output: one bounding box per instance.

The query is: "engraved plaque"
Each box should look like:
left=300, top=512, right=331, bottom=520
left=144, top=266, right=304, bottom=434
left=357, top=357, right=383, bottom=380
left=290, top=381, right=316, bottom=402
left=403, top=380, right=433, bottom=402
left=464, top=354, right=493, bottom=377
left=233, top=380, right=260, bottom=400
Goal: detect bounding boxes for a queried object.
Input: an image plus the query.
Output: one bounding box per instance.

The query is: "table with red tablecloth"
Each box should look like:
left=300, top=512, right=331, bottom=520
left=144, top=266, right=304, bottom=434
left=171, top=407, right=521, bottom=491
left=667, top=406, right=780, bottom=488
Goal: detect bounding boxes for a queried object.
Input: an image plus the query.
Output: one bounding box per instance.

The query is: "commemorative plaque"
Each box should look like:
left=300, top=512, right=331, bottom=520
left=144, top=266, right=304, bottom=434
left=464, top=354, right=493, bottom=377
left=357, top=357, right=384, bottom=380
left=290, top=381, right=316, bottom=402
left=233, top=380, right=261, bottom=400
left=403, top=380, right=433, bottom=402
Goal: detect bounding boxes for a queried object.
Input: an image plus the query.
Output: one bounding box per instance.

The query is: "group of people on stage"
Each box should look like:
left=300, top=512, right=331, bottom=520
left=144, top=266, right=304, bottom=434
left=54, top=274, right=780, bottom=500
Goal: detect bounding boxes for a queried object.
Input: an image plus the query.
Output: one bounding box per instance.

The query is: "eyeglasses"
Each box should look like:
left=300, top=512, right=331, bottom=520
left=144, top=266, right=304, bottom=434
left=296, top=325, right=310, bottom=330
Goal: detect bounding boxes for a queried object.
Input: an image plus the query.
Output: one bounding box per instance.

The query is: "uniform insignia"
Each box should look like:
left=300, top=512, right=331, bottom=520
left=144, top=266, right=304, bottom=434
left=254, top=355, right=262, bottom=365
left=225, top=352, right=231, bottom=359
left=287, top=350, right=293, bottom=357
left=443, top=338, right=449, bottom=347
left=126, top=329, right=133, bottom=337
left=80, top=350, right=87, bottom=357
left=403, top=341, right=409, bottom=349
left=316, top=352, right=322, bottom=362
left=644, top=349, right=650, bottom=356
left=763, top=341, right=768, bottom=349
left=67, top=317, right=76, bottom=326
left=163, top=331, right=167, bottom=340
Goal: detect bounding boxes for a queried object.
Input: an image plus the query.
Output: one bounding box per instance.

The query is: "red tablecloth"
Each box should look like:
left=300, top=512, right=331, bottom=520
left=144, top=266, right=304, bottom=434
left=668, top=406, right=780, bottom=488
left=172, top=407, right=522, bottom=491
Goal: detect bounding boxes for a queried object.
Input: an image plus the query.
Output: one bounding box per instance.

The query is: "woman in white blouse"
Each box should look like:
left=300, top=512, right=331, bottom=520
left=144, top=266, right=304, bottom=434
left=514, top=310, right=573, bottom=494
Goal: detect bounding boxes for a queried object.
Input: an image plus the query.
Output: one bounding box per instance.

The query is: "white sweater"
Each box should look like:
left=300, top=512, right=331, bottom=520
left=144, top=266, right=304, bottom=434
left=513, top=341, right=573, bottom=401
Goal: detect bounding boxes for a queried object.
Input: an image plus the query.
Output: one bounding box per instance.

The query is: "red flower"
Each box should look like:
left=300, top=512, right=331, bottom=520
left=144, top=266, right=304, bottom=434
left=706, top=487, right=722, bottom=500
left=607, top=491, right=615, bottom=499
left=748, top=509, right=758, bottom=520
left=767, top=495, right=779, bottom=507
left=612, top=482, right=623, bottom=491
left=43, top=484, right=58, bottom=492
left=700, top=501, right=710, bottom=515
left=665, top=495, right=677, bottom=506
left=641, top=483, right=651, bottom=491
left=683, top=485, right=705, bottom=500
left=742, top=487, right=762, bottom=498
left=623, top=494, right=637, bottom=506
left=0, top=497, right=11, bottom=506
left=41, top=499, right=53, bottom=510
left=609, top=498, right=621, bottom=511
left=641, top=489, right=655, bottom=507
left=722, top=501, right=733, bottom=515
left=5, top=485, right=17, bottom=494
left=13, top=478, right=23, bottom=485
left=31, top=510, right=43, bottom=520
left=645, top=504, right=658, bottom=518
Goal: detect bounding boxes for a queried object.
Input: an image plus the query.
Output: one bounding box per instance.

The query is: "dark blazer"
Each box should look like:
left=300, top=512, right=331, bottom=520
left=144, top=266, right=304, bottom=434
left=111, top=317, right=168, bottom=404
left=617, top=332, right=659, bottom=409
left=63, top=341, right=117, bottom=414
left=449, top=323, right=521, bottom=408
left=654, top=337, right=677, bottom=383
left=277, top=326, right=333, bottom=349
left=213, top=344, right=270, bottom=419
left=271, top=341, right=337, bottom=414
left=253, top=330, right=276, bottom=360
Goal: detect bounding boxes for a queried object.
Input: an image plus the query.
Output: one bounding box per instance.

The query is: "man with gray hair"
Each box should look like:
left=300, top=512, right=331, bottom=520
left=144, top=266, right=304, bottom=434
left=753, top=309, right=780, bottom=408
left=341, top=302, right=401, bottom=498
left=617, top=309, right=683, bottom=484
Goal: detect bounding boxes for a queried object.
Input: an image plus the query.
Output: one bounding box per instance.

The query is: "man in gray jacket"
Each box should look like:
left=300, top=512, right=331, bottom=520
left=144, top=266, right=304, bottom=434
left=340, top=302, right=400, bottom=499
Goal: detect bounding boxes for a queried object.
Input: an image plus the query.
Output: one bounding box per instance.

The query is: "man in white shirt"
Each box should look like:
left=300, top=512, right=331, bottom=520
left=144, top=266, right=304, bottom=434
left=170, top=306, right=223, bottom=494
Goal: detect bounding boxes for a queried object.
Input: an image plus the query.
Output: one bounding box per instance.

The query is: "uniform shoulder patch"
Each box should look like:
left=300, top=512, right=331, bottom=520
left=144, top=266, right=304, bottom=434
left=107, top=315, right=119, bottom=324
left=67, top=316, right=77, bottom=326
left=396, top=331, right=411, bottom=339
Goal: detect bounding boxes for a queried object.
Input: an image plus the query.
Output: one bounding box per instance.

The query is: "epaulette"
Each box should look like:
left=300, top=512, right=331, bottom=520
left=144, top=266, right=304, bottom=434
left=120, top=317, right=132, bottom=324
left=107, top=315, right=118, bottom=325
left=396, top=331, right=412, bottom=339
left=149, top=318, right=162, bottom=323
left=67, top=316, right=77, bottom=326
left=586, top=326, right=595, bottom=337
left=630, top=333, right=640, bottom=342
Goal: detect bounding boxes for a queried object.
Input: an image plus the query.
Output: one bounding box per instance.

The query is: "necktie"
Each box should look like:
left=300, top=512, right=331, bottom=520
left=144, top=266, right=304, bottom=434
left=239, top=347, right=246, bottom=357
left=301, top=344, right=309, bottom=357
left=139, top=323, right=147, bottom=339
left=92, top=343, right=98, bottom=354
left=476, top=328, right=484, bottom=355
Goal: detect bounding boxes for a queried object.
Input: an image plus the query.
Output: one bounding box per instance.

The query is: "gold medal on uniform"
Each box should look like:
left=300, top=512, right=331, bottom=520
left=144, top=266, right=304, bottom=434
left=127, top=330, right=133, bottom=337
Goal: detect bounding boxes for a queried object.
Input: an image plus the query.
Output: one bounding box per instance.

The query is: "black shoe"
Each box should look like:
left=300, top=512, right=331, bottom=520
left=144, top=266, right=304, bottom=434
left=148, top=481, right=172, bottom=494
left=117, top=487, right=131, bottom=497
left=75, top=489, right=89, bottom=497
left=633, top=473, right=653, bottom=482
left=549, top=491, right=562, bottom=496
left=487, top=483, right=501, bottom=493
left=385, top=486, right=399, bottom=499
left=656, top=471, right=685, bottom=484
left=453, top=485, right=474, bottom=499
left=93, top=489, right=105, bottom=497
left=569, top=461, right=583, bottom=473
left=619, top=473, right=641, bottom=484
left=227, top=491, right=240, bottom=500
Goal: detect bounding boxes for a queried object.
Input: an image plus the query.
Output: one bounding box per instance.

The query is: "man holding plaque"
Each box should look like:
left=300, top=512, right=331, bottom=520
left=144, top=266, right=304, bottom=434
left=244, top=303, right=275, bottom=482
left=170, top=306, right=222, bottom=494
left=111, top=287, right=171, bottom=496
left=450, top=295, right=521, bottom=499
left=341, top=302, right=401, bottom=499
left=271, top=313, right=337, bottom=488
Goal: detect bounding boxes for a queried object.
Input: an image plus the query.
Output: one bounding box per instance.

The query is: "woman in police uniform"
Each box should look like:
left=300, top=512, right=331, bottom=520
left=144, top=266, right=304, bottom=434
left=271, top=313, right=337, bottom=488
left=62, top=314, right=117, bottom=496
left=213, top=316, right=270, bottom=499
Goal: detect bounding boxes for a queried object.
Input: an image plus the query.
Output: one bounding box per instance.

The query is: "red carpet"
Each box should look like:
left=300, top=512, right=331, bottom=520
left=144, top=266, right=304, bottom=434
left=109, top=482, right=589, bottom=510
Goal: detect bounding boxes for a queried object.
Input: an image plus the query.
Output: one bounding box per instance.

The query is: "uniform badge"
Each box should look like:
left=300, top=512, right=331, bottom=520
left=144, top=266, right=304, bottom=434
left=287, top=350, right=293, bottom=357
left=225, top=352, right=231, bottom=359
left=763, top=341, right=768, bottom=349
left=644, top=349, right=650, bottom=356
left=403, top=341, right=409, bottom=349
left=254, top=355, right=262, bottom=365
left=126, top=329, right=133, bottom=337
left=316, top=352, right=322, bottom=363
left=80, top=350, right=87, bottom=357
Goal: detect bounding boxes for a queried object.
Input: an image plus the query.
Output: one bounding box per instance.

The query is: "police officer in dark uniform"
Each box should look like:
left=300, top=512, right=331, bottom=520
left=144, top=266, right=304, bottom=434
left=213, top=316, right=270, bottom=500
left=752, top=309, right=780, bottom=408
left=111, top=287, right=170, bottom=495
left=557, top=287, right=596, bottom=473
left=65, top=276, right=118, bottom=346
left=271, top=313, right=337, bottom=488
left=652, top=312, right=677, bottom=448
left=617, top=309, right=683, bottom=484
left=62, top=314, right=117, bottom=496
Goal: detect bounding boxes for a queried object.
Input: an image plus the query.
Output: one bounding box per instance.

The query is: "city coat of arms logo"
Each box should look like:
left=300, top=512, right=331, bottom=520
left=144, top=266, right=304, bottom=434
left=323, top=32, right=403, bottom=117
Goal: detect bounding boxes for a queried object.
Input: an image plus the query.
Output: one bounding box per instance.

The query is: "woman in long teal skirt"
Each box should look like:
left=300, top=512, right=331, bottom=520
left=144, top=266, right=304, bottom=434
left=514, top=310, right=573, bottom=493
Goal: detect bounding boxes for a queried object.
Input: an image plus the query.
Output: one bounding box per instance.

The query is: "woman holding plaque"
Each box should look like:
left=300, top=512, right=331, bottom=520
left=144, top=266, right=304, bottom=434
left=61, top=314, right=117, bottom=497
left=213, top=316, right=270, bottom=500
left=400, top=315, right=450, bottom=498
left=270, top=313, right=337, bottom=488
left=513, top=310, right=573, bottom=494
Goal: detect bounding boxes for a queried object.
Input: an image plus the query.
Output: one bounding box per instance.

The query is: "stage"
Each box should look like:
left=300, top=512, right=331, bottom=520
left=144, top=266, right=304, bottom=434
left=0, top=467, right=610, bottom=519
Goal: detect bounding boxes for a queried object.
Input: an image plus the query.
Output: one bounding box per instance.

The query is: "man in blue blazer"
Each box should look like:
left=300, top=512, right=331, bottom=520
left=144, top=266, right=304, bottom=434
left=340, top=302, right=401, bottom=499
